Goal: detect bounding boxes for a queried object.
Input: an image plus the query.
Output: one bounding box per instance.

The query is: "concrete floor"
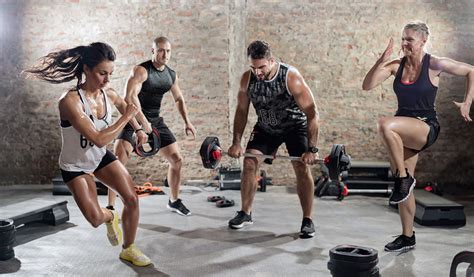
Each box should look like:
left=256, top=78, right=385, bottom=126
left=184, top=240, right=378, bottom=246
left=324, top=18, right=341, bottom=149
left=0, top=184, right=473, bottom=276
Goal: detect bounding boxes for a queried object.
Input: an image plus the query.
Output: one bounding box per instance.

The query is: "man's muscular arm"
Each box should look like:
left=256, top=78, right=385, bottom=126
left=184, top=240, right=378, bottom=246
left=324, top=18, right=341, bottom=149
left=125, top=65, right=152, bottom=133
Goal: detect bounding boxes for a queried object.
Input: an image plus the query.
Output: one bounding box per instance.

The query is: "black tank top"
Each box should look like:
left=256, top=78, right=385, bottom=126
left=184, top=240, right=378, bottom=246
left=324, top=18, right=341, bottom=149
left=247, top=63, right=307, bottom=135
left=138, top=60, right=176, bottom=118
left=393, top=54, right=438, bottom=120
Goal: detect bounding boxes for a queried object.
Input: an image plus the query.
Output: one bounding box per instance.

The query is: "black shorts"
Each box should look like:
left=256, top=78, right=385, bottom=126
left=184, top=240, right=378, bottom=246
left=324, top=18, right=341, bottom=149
left=60, top=150, right=117, bottom=183
left=419, top=118, right=440, bottom=151
left=394, top=113, right=440, bottom=153
left=117, top=117, right=176, bottom=150
left=246, top=124, right=308, bottom=163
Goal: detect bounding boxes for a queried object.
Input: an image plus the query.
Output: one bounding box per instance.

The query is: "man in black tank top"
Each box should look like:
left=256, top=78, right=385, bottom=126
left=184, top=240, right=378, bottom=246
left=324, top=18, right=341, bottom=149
left=227, top=40, right=321, bottom=238
left=363, top=21, right=474, bottom=253
left=112, top=36, right=197, bottom=216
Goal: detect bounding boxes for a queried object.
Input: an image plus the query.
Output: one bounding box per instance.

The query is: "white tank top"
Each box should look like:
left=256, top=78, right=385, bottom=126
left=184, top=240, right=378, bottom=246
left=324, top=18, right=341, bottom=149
left=59, top=88, right=112, bottom=172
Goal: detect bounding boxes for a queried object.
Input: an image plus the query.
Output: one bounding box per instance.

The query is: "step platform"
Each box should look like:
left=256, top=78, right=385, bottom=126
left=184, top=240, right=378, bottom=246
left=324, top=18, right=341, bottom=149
left=0, top=200, right=69, bottom=228
left=52, top=175, right=108, bottom=195
left=415, top=190, right=466, bottom=226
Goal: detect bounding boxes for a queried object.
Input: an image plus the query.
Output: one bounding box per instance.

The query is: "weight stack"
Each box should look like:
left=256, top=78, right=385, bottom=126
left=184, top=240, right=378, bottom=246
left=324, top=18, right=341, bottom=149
left=0, top=219, right=16, bottom=261
left=328, top=245, right=380, bottom=277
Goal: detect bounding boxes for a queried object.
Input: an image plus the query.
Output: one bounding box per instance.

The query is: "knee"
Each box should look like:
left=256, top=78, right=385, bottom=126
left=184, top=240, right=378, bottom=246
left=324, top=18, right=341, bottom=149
left=377, top=117, right=392, bottom=135
left=122, top=191, right=139, bottom=208
left=293, top=163, right=311, bottom=179
left=169, top=154, right=183, bottom=170
left=242, top=157, right=258, bottom=173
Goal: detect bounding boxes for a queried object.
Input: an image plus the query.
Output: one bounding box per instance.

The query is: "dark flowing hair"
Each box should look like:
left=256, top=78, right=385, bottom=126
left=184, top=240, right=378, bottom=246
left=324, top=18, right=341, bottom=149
left=23, top=42, right=116, bottom=86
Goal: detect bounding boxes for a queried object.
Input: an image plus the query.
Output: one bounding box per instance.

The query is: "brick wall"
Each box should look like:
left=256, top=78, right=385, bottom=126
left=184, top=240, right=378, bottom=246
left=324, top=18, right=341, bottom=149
left=1, top=0, right=473, bottom=187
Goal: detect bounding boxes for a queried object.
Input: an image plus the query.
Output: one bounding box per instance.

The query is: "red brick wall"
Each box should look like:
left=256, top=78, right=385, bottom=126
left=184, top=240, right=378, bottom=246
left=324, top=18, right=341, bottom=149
left=1, top=0, right=473, bottom=187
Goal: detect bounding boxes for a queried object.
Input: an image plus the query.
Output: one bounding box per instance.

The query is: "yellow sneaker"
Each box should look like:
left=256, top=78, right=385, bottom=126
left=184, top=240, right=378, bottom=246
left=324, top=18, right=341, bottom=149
left=119, top=244, right=152, bottom=266
left=105, top=209, right=122, bottom=246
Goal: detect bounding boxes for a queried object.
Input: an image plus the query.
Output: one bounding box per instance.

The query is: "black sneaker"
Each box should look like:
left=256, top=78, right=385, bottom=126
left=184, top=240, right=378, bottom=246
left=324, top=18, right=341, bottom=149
left=389, top=170, right=416, bottom=205
left=167, top=199, right=191, bottom=216
left=384, top=232, right=416, bottom=252
left=299, top=217, right=315, bottom=239
left=228, top=211, right=253, bottom=229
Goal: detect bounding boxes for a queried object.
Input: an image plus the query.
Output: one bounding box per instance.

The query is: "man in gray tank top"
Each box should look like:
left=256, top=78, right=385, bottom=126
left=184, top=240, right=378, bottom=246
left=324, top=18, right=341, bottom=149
left=111, top=37, right=196, bottom=216
left=227, top=40, right=321, bottom=238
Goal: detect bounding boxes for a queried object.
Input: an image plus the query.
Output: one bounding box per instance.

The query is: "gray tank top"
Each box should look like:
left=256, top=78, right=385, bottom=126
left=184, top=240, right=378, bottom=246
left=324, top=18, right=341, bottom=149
left=138, top=60, right=176, bottom=119
left=247, top=63, right=307, bottom=135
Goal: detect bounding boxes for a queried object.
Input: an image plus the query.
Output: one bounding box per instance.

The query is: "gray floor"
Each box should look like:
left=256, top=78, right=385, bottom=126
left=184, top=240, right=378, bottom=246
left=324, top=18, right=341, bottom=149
left=0, top=184, right=473, bottom=276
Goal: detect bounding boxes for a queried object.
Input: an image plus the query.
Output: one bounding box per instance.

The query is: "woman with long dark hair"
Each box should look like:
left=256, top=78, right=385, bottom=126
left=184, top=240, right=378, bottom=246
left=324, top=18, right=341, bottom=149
left=24, top=42, right=151, bottom=266
left=363, top=21, right=473, bottom=252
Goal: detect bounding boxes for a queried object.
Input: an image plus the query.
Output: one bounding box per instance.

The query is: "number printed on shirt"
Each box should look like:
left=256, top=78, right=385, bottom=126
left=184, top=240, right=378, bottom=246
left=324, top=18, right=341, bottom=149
left=258, top=109, right=278, bottom=126
left=80, top=135, right=94, bottom=148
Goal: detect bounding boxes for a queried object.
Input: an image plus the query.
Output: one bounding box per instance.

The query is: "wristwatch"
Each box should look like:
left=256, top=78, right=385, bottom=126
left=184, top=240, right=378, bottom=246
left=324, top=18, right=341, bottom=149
left=308, top=146, right=319, bottom=153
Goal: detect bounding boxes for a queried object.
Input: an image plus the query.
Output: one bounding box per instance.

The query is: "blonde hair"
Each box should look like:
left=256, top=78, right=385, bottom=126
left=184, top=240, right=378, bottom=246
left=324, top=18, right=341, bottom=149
left=403, top=21, right=430, bottom=40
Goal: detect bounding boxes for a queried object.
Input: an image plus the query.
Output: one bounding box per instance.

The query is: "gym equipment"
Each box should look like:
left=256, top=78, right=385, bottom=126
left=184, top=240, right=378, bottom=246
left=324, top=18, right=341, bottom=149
left=217, top=166, right=268, bottom=192
left=0, top=201, right=69, bottom=261
left=200, top=136, right=351, bottom=179
left=0, top=219, right=15, bottom=261
left=314, top=176, right=345, bottom=200
left=10, top=201, right=69, bottom=227
left=217, top=165, right=242, bottom=190
left=328, top=245, right=380, bottom=277
left=315, top=161, right=394, bottom=200
left=52, top=175, right=108, bottom=195
left=200, top=136, right=222, bottom=169
left=415, top=189, right=466, bottom=226
left=423, top=181, right=443, bottom=196
left=135, top=127, right=161, bottom=157
left=325, top=144, right=352, bottom=180
left=450, top=251, right=474, bottom=277
left=343, top=161, right=393, bottom=194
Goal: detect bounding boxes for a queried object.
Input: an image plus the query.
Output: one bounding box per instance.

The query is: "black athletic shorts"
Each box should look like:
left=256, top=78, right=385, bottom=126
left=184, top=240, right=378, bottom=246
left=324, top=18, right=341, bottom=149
left=395, top=110, right=441, bottom=153
left=419, top=117, right=440, bottom=151
left=60, top=149, right=117, bottom=183
left=117, top=116, right=176, bottom=150
left=246, top=124, right=308, bottom=163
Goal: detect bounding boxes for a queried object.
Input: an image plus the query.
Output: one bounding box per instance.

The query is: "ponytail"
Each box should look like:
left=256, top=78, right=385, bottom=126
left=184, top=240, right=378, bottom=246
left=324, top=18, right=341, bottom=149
left=23, top=42, right=116, bottom=87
